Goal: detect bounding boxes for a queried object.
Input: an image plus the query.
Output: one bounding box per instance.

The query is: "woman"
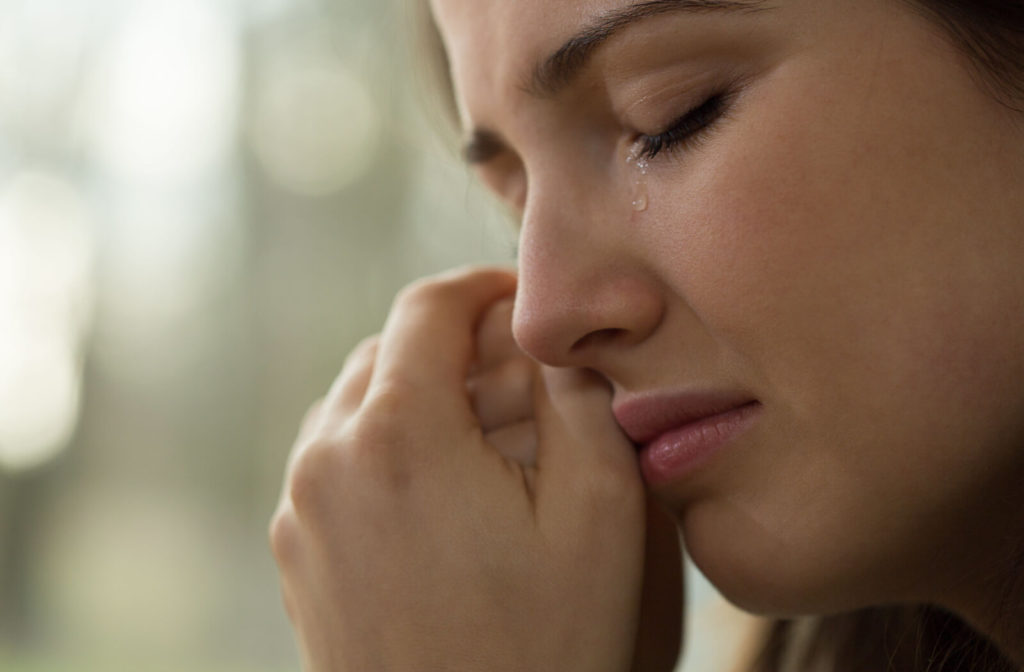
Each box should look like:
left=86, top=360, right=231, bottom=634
left=270, top=0, right=1024, bottom=669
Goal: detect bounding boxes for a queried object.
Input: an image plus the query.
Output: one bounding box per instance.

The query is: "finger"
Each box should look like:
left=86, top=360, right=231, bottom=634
left=297, top=398, right=326, bottom=445
left=534, top=366, right=638, bottom=477
left=484, top=418, right=538, bottom=468
left=278, top=400, right=327, bottom=507
left=368, top=267, right=517, bottom=402
left=532, top=366, right=644, bottom=530
left=473, top=297, right=519, bottom=371
left=324, top=335, right=379, bottom=416
left=467, top=357, right=535, bottom=431
left=279, top=332, right=377, bottom=505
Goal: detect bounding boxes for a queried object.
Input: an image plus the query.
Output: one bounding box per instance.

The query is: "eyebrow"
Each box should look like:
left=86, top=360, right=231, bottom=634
left=529, top=0, right=769, bottom=98
left=462, top=0, right=769, bottom=164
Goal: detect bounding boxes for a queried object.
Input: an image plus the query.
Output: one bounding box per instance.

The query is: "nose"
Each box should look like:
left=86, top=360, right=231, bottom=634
left=511, top=173, right=664, bottom=369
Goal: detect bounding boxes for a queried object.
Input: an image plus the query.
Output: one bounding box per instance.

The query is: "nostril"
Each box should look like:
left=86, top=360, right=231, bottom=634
left=571, top=328, right=629, bottom=353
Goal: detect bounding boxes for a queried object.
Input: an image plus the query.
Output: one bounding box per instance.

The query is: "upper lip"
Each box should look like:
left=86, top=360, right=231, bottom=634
left=612, top=391, right=759, bottom=445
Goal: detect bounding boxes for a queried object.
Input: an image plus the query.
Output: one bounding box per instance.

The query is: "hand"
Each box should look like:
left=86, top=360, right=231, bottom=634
left=467, top=296, right=539, bottom=471
left=270, top=266, right=670, bottom=672
left=468, top=297, right=685, bottom=672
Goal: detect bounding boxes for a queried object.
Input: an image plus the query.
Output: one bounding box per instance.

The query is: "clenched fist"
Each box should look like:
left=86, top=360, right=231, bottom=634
left=270, top=267, right=683, bottom=672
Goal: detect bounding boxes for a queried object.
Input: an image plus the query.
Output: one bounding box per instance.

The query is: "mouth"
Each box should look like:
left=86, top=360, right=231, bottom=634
left=613, top=392, right=762, bottom=486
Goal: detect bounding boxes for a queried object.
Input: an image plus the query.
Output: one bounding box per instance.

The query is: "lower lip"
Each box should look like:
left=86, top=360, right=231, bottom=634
left=638, top=402, right=762, bottom=487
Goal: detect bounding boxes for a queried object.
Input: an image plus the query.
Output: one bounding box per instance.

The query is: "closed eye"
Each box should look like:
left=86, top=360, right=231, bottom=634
left=636, top=90, right=734, bottom=161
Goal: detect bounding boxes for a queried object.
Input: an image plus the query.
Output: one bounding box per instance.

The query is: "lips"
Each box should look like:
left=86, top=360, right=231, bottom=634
left=613, top=391, right=762, bottom=486
left=613, top=391, right=760, bottom=446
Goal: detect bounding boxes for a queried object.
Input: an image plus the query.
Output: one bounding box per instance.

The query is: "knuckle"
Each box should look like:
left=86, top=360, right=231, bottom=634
left=284, top=389, right=427, bottom=519
left=288, top=409, right=418, bottom=516
left=439, top=263, right=507, bottom=283
left=299, top=399, right=325, bottom=433
left=344, top=334, right=379, bottom=366
left=393, top=275, right=455, bottom=310
left=360, top=377, right=422, bottom=425
left=393, top=265, right=514, bottom=310
left=288, top=439, right=341, bottom=516
left=268, top=505, right=300, bottom=567
left=341, top=419, right=415, bottom=492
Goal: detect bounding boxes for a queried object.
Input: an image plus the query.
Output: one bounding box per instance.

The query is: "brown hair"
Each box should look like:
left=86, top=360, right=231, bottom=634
left=900, top=0, right=1024, bottom=110
left=413, top=2, right=1024, bottom=670
left=749, top=606, right=1017, bottom=672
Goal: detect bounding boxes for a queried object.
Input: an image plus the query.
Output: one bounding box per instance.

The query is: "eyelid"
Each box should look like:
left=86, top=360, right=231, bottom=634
left=614, top=64, right=726, bottom=123
left=634, top=89, right=732, bottom=160
left=628, top=73, right=749, bottom=161
left=617, top=64, right=747, bottom=126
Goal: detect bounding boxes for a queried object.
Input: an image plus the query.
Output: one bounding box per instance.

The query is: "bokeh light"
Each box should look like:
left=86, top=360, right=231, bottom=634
left=0, top=172, right=93, bottom=473
left=87, top=0, right=240, bottom=185
left=0, top=1, right=750, bottom=670
left=250, top=40, right=380, bottom=196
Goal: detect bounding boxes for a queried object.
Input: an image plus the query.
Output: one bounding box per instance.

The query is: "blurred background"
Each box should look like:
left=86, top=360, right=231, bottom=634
left=0, top=0, right=752, bottom=670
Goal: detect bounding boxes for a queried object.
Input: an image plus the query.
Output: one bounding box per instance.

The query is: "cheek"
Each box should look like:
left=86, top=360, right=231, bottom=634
left=644, top=57, right=1024, bottom=609
left=644, top=73, right=879, bottom=367
left=648, top=54, right=1019, bottom=421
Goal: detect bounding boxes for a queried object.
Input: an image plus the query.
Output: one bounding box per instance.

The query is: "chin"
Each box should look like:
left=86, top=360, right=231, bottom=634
left=678, top=499, right=895, bottom=618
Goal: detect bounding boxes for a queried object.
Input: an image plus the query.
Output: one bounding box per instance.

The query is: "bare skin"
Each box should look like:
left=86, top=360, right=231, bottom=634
left=272, top=0, right=1024, bottom=668
left=430, top=0, right=1024, bottom=662
left=272, top=268, right=682, bottom=671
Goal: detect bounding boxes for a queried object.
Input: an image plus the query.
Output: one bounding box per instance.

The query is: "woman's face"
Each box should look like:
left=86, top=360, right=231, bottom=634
left=430, top=0, right=1024, bottom=616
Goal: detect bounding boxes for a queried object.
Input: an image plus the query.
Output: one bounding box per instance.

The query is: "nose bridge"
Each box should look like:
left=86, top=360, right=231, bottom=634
left=512, top=160, right=663, bottom=366
left=518, top=166, right=611, bottom=288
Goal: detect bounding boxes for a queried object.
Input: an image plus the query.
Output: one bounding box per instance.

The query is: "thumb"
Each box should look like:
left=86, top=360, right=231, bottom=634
left=532, top=366, right=644, bottom=539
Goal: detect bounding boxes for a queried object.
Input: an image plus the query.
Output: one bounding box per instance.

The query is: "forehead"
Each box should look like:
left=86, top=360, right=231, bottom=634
left=429, top=0, right=624, bottom=127
left=429, top=0, right=779, bottom=134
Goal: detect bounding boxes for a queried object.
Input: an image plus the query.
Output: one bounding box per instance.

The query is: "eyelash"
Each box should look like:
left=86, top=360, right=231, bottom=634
left=636, top=90, right=733, bottom=161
